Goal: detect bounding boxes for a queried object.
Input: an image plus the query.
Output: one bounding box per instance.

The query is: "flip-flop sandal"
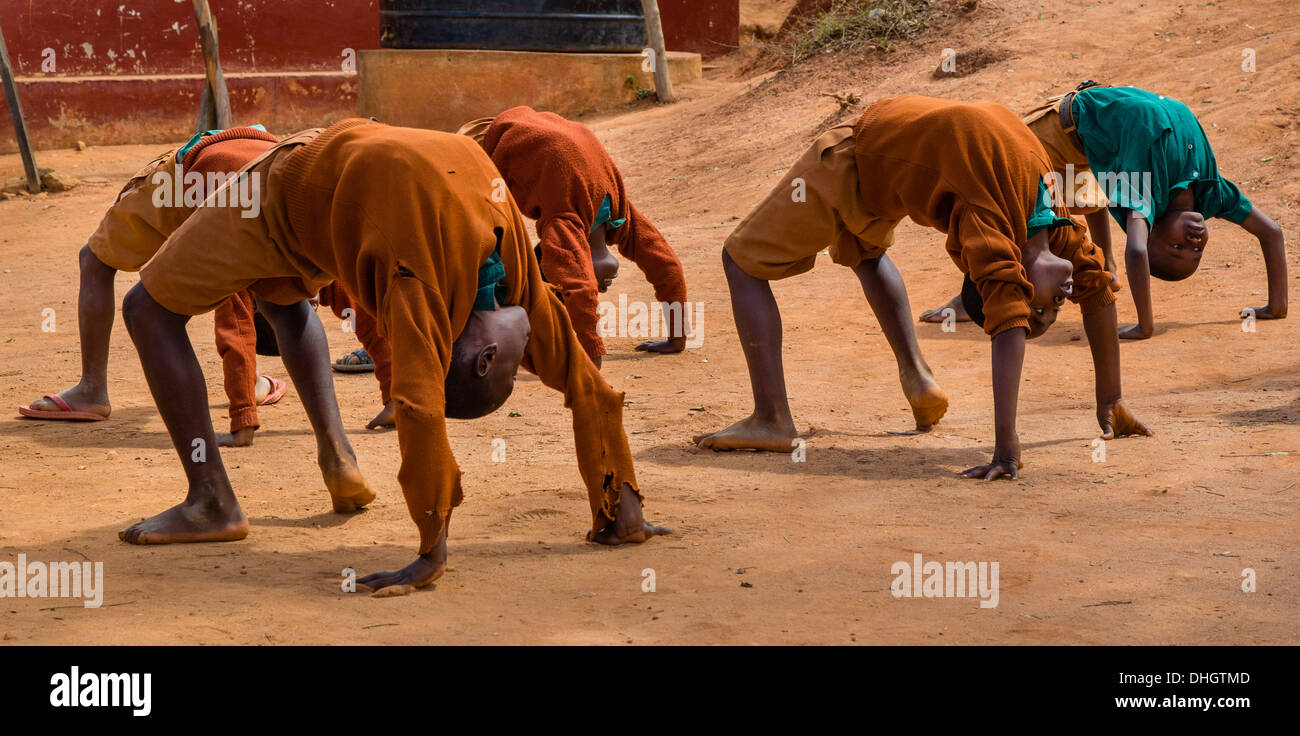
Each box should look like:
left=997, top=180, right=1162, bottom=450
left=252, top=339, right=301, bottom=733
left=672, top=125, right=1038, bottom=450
left=332, top=348, right=375, bottom=373
left=18, top=394, right=109, bottom=421
left=257, top=375, right=288, bottom=406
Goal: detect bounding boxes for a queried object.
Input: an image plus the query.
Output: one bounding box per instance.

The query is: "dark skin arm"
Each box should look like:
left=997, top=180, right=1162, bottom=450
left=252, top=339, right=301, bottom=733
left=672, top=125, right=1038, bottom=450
left=1238, top=206, right=1288, bottom=320
left=1120, top=209, right=1155, bottom=340
left=1084, top=209, right=1121, bottom=290
left=1083, top=301, right=1152, bottom=439
left=962, top=305, right=1152, bottom=482
left=609, top=201, right=688, bottom=356
left=962, top=327, right=1025, bottom=481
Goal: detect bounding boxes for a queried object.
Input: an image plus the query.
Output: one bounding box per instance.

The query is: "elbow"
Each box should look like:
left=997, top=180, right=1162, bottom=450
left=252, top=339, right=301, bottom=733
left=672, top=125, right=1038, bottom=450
left=1265, top=221, right=1285, bottom=248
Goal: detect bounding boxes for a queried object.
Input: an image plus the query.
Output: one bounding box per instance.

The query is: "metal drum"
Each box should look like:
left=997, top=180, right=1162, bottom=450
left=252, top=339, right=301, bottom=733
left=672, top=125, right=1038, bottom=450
left=379, top=1, right=648, bottom=52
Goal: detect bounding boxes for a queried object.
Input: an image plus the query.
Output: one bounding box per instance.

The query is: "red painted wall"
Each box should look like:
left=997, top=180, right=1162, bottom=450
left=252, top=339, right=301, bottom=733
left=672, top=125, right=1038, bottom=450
left=0, top=1, right=378, bottom=152
left=658, top=0, right=740, bottom=59
left=0, top=1, right=736, bottom=152
left=2, top=1, right=378, bottom=75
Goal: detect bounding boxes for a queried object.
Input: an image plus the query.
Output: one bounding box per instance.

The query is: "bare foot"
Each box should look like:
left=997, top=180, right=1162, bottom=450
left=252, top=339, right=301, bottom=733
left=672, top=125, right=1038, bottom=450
left=693, top=413, right=799, bottom=452
left=365, top=400, right=396, bottom=430
left=26, top=383, right=111, bottom=419
left=635, top=337, right=687, bottom=354
left=588, top=484, right=672, bottom=545
left=900, top=366, right=948, bottom=430
left=216, top=426, right=257, bottom=447
left=118, top=498, right=248, bottom=544
left=359, top=538, right=447, bottom=591
left=323, top=460, right=376, bottom=513
left=1119, top=324, right=1152, bottom=340
left=919, top=295, right=970, bottom=324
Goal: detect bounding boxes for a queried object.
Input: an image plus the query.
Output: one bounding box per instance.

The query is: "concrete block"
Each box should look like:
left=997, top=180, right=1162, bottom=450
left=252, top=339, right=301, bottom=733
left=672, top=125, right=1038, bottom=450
left=358, top=49, right=701, bottom=131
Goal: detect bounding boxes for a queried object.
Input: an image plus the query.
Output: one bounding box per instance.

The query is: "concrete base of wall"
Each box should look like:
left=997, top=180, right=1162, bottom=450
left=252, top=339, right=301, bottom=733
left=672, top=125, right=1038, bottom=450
left=358, top=49, right=701, bottom=131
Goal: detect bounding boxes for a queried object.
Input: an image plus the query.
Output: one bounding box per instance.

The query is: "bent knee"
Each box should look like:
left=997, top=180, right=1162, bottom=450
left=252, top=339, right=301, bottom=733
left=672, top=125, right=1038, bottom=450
left=79, top=244, right=113, bottom=274
left=720, top=247, right=743, bottom=278
left=121, top=283, right=158, bottom=329
left=254, top=296, right=305, bottom=320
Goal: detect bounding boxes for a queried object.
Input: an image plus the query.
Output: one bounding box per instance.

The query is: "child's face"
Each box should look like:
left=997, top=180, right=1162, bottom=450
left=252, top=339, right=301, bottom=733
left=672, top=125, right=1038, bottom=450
left=1024, top=231, right=1074, bottom=339
left=1148, top=210, right=1207, bottom=281
left=588, top=226, right=620, bottom=292
left=445, top=306, right=531, bottom=419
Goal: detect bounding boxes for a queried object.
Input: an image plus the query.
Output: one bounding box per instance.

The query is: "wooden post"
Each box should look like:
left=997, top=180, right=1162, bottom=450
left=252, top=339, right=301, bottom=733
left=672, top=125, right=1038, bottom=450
left=0, top=20, right=40, bottom=193
left=639, top=0, right=676, bottom=103
left=195, top=83, right=217, bottom=134
left=191, top=0, right=232, bottom=130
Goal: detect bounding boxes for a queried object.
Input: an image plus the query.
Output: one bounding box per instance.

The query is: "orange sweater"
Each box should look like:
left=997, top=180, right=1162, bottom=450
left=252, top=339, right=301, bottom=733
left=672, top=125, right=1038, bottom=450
left=854, top=96, right=1114, bottom=336
left=481, top=106, right=687, bottom=360
left=280, top=119, right=639, bottom=554
left=182, top=126, right=280, bottom=177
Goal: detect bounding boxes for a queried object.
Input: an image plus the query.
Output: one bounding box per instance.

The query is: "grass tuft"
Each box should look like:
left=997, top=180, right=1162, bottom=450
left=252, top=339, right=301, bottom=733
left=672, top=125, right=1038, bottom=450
left=781, top=0, right=943, bottom=64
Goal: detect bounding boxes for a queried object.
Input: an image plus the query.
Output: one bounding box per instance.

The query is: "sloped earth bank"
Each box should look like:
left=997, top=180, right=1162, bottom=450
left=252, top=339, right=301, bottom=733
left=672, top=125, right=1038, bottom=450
left=1, top=0, right=1296, bottom=644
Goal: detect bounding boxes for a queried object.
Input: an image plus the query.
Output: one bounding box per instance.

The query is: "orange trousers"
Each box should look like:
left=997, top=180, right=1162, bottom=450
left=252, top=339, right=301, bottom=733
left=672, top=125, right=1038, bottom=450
left=212, top=290, right=262, bottom=433
left=316, top=282, right=393, bottom=403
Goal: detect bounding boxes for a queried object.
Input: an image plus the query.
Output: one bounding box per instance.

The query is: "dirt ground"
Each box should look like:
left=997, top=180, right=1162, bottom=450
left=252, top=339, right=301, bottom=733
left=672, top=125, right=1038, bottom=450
left=1, top=0, right=1297, bottom=645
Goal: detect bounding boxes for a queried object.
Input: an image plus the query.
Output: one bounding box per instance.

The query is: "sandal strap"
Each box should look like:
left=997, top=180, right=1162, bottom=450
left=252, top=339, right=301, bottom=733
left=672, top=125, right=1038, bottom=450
left=44, top=394, right=74, bottom=412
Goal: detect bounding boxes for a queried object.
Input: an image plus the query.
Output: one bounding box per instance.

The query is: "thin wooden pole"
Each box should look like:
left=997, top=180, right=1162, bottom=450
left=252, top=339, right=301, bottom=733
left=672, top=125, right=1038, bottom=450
left=639, top=0, right=676, bottom=103
left=195, top=82, right=217, bottom=134
left=191, top=0, right=232, bottom=129
left=0, top=20, right=40, bottom=193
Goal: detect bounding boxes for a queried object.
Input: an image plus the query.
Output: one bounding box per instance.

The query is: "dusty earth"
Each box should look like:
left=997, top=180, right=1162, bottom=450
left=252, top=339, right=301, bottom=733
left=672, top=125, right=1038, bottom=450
left=1, top=0, right=1297, bottom=645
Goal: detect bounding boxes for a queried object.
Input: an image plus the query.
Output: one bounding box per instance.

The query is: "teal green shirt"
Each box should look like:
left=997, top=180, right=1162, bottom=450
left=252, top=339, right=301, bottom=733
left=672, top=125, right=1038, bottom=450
left=473, top=246, right=507, bottom=311
left=590, top=194, right=627, bottom=234
left=1027, top=179, right=1076, bottom=239
left=1072, top=87, right=1252, bottom=229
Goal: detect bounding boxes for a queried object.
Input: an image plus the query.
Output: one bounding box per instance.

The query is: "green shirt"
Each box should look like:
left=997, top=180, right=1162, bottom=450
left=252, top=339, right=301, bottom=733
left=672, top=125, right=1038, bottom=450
left=590, top=193, right=627, bottom=234
left=1027, top=178, right=1076, bottom=239
left=1072, top=86, right=1252, bottom=229
left=473, top=246, right=506, bottom=311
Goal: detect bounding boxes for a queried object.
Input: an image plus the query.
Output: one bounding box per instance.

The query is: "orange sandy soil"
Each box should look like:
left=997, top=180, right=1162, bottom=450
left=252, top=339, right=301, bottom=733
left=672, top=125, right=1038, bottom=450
left=1, top=0, right=1297, bottom=645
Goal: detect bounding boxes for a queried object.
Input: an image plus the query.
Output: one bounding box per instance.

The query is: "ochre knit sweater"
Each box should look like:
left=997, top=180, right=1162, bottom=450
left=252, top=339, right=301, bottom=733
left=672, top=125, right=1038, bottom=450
left=280, top=119, right=640, bottom=554
left=482, top=106, right=687, bottom=359
left=854, top=96, right=1114, bottom=336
